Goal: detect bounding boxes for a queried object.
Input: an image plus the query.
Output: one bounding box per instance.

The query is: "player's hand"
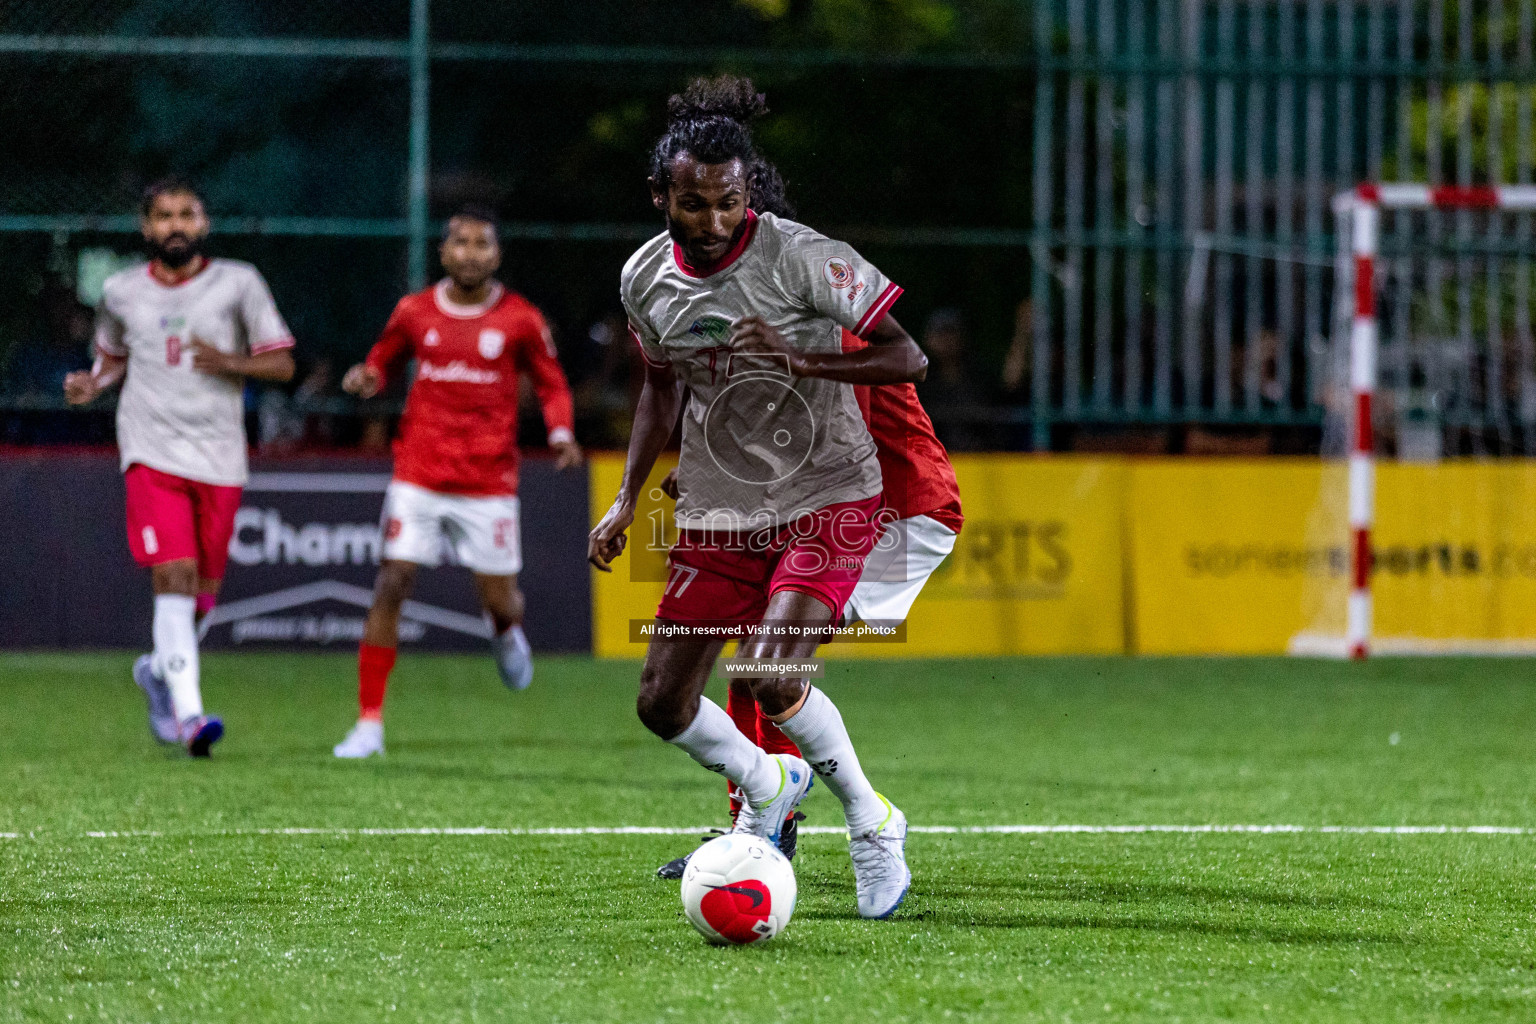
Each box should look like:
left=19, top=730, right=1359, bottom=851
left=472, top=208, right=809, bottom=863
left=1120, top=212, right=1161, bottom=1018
left=659, top=467, right=680, bottom=501
left=588, top=498, right=634, bottom=572
left=342, top=363, right=383, bottom=399
left=552, top=439, right=584, bottom=472
left=729, top=316, right=807, bottom=376
left=191, top=338, right=239, bottom=377
left=62, top=370, right=101, bottom=406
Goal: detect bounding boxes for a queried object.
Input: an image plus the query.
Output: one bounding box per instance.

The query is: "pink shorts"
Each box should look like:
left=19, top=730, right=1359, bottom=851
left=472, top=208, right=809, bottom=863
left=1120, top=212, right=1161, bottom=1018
left=124, top=463, right=243, bottom=580
left=656, top=495, right=884, bottom=634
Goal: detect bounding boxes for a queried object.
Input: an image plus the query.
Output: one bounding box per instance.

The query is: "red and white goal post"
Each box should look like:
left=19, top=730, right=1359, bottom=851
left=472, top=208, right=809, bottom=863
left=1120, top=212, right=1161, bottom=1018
left=1329, top=183, right=1536, bottom=659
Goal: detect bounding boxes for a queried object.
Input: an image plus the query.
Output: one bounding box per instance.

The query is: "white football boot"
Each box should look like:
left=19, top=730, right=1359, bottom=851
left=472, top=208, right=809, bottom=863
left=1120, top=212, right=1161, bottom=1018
left=849, top=794, right=911, bottom=919
left=493, top=625, right=534, bottom=691
left=333, top=719, right=385, bottom=759
left=731, top=754, right=813, bottom=846
left=132, top=654, right=180, bottom=745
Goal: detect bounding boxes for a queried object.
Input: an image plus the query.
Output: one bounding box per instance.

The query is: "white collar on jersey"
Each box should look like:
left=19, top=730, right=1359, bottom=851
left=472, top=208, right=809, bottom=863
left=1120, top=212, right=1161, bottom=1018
left=433, top=279, right=505, bottom=318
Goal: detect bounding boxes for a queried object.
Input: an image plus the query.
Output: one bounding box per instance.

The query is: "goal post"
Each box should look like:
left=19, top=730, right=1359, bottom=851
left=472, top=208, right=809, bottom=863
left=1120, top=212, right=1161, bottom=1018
left=1293, top=183, right=1536, bottom=659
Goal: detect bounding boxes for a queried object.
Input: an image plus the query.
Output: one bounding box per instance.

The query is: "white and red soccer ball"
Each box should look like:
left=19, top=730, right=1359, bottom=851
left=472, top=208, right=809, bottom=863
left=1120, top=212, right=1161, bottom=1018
left=680, top=833, right=797, bottom=945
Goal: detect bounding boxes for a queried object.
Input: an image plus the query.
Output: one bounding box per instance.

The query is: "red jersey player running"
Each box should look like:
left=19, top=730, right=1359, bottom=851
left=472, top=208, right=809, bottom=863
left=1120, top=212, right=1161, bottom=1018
left=64, top=178, right=297, bottom=756
left=655, top=324, right=963, bottom=877
left=589, top=77, right=929, bottom=920
left=333, top=207, right=580, bottom=759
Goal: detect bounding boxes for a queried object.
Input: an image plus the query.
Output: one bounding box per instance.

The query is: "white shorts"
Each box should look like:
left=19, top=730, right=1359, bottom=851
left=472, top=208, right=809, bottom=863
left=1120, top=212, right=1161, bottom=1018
left=843, top=513, right=958, bottom=626
left=380, top=480, right=523, bottom=575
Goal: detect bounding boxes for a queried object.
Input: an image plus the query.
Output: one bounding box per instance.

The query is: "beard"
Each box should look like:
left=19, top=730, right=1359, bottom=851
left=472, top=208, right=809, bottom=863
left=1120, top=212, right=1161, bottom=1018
left=147, top=232, right=205, bottom=269
left=665, top=215, right=740, bottom=267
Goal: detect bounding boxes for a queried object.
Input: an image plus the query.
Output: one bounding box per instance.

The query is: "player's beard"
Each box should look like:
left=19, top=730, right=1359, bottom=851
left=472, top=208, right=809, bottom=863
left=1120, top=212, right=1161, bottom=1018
left=666, top=215, right=742, bottom=269
left=147, top=232, right=205, bottom=269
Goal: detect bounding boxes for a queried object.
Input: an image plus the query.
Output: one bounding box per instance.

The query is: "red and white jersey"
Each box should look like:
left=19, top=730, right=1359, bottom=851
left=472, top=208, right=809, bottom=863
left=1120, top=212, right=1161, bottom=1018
left=365, top=279, right=575, bottom=497
left=94, top=258, right=293, bottom=486
left=842, top=329, right=964, bottom=533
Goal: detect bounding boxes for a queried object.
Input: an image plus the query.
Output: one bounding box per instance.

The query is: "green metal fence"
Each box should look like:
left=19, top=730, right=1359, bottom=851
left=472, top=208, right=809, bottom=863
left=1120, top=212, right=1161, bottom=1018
left=4, top=0, right=1535, bottom=450
left=1027, top=0, right=1536, bottom=450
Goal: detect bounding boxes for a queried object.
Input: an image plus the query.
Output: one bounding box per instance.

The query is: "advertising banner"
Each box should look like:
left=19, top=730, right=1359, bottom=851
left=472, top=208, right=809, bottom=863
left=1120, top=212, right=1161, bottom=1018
left=1127, top=459, right=1335, bottom=655
left=588, top=454, right=1130, bottom=658
left=0, top=452, right=590, bottom=652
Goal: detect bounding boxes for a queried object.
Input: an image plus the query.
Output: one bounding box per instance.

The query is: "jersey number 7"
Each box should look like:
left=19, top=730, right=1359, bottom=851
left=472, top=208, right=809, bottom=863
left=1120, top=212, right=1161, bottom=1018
left=664, top=564, right=699, bottom=597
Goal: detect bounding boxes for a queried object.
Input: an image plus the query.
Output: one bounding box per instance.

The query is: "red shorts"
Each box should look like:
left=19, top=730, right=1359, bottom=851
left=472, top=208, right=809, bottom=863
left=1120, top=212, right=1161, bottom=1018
left=656, top=495, right=884, bottom=634
left=124, top=463, right=243, bottom=580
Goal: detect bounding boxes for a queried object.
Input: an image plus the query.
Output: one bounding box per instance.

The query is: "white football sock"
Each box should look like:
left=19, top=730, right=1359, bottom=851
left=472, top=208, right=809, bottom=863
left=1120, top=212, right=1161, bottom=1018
left=776, top=686, right=886, bottom=834
left=667, top=697, right=780, bottom=805
left=152, top=594, right=202, bottom=722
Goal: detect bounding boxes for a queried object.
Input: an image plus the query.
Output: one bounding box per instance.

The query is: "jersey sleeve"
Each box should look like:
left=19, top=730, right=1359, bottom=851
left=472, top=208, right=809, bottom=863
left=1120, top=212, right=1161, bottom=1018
left=774, top=227, right=903, bottom=339
left=239, top=269, right=295, bottom=354
left=619, top=287, right=670, bottom=370
left=515, top=309, right=577, bottom=446
left=92, top=290, right=127, bottom=359
left=363, top=299, right=416, bottom=388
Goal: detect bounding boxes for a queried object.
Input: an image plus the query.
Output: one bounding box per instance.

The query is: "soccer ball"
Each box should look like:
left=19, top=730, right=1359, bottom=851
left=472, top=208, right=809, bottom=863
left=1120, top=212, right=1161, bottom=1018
left=680, top=833, right=797, bottom=945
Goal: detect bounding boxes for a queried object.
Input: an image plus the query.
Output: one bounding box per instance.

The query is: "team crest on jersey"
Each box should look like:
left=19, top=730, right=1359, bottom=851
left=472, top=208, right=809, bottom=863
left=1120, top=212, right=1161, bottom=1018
left=478, top=328, right=506, bottom=360
left=687, top=316, right=731, bottom=342
left=424, top=328, right=440, bottom=347
left=823, top=257, right=858, bottom=290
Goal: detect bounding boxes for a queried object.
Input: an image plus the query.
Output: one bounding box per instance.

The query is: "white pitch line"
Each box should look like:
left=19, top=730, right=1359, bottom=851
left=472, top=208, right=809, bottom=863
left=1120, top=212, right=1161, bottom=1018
left=0, top=824, right=1526, bottom=840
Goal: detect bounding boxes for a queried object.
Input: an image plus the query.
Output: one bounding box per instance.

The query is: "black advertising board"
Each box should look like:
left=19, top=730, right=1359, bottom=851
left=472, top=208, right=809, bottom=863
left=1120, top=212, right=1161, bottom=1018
left=0, top=451, right=590, bottom=653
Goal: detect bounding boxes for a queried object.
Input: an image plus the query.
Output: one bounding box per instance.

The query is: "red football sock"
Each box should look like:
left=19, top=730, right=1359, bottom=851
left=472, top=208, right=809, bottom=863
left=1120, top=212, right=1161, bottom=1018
left=358, top=643, right=397, bottom=722
left=724, top=680, right=758, bottom=820
left=725, top=680, right=758, bottom=738
left=756, top=709, right=802, bottom=758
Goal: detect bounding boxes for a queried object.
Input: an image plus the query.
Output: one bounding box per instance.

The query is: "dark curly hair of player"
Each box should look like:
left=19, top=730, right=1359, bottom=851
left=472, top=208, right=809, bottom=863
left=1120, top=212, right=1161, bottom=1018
left=648, top=74, right=794, bottom=218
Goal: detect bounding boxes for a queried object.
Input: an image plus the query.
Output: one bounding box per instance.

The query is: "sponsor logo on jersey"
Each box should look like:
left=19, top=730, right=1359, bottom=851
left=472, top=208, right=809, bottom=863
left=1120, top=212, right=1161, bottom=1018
left=158, top=315, right=187, bottom=330
left=687, top=315, right=732, bottom=342
left=478, top=328, right=505, bottom=360
left=823, top=256, right=858, bottom=290
left=417, top=360, right=501, bottom=385
left=423, top=328, right=440, bottom=347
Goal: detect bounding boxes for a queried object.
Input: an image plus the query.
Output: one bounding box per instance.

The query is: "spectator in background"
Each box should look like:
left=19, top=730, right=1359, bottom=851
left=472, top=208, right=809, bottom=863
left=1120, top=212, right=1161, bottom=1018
left=0, top=273, right=96, bottom=444
left=4, top=273, right=92, bottom=397
left=915, top=307, right=988, bottom=451
left=572, top=313, right=643, bottom=448
left=258, top=357, right=338, bottom=453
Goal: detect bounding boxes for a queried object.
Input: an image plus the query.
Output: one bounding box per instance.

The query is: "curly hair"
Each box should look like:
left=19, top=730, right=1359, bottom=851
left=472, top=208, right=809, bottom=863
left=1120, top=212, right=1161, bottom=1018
left=648, top=74, right=794, bottom=218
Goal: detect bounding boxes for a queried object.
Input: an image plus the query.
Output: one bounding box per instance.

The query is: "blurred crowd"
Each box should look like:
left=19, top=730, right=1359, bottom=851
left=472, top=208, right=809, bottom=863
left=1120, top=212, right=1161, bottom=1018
left=0, top=271, right=1301, bottom=454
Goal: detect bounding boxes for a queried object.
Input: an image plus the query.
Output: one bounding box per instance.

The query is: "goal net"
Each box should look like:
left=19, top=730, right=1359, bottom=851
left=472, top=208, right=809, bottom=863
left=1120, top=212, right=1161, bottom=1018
left=1291, top=184, right=1536, bottom=657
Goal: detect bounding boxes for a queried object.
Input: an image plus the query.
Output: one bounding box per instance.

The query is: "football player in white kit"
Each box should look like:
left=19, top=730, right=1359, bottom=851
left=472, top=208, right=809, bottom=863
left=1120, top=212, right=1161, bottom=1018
left=64, top=179, right=295, bottom=756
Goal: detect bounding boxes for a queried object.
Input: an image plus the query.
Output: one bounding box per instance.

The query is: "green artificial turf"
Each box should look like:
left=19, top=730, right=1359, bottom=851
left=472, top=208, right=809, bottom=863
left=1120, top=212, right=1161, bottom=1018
left=2, top=652, right=1535, bottom=1022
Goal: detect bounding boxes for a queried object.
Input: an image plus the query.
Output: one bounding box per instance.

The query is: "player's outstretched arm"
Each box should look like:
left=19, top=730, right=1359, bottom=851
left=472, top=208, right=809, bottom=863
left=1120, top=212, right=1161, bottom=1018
left=729, top=314, right=927, bottom=385
left=191, top=340, right=295, bottom=383
left=63, top=354, right=127, bottom=405
left=587, top=361, right=683, bottom=571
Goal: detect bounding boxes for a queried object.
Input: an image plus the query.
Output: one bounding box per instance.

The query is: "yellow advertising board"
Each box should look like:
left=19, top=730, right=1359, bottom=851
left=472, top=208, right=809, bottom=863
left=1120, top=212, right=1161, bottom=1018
left=594, top=454, right=1536, bottom=657
left=860, top=456, right=1129, bottom=657
left=1373, top=462, right=1536, bottom=645
left=589, top=454, right=677, bottom=660
left=588, top=454, right=1129, bottom=659
left=1127, top=459, right=1336, bottom=654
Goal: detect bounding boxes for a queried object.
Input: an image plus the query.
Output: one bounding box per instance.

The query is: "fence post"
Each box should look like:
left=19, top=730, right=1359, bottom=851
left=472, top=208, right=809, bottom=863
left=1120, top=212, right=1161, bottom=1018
left=407, top=0, right=431, bottom=291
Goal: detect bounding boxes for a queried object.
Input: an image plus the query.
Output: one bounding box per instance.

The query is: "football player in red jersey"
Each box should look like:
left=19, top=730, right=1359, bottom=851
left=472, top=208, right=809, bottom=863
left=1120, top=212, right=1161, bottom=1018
left=333, top=207, right=581, bottom=759
left=655, top=326, right=963, bottom=877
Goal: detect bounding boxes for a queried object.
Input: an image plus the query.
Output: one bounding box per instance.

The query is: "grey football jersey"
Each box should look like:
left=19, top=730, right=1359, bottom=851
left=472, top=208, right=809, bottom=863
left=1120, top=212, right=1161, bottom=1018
left=621, top=212, right=903, bottom=530
left=94, top=259, right=293, bottom=486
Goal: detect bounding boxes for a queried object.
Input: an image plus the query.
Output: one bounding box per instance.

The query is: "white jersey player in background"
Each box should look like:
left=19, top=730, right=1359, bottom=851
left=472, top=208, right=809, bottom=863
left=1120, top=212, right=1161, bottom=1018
left=64, top=178, right=295, bottom=757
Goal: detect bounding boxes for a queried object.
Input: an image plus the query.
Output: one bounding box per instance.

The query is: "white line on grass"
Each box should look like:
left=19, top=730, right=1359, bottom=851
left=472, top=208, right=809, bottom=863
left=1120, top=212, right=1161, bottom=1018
left=0, top=824, right=1522, bottom=840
